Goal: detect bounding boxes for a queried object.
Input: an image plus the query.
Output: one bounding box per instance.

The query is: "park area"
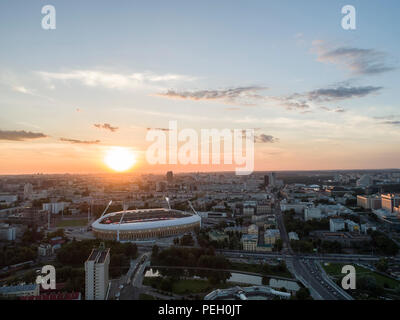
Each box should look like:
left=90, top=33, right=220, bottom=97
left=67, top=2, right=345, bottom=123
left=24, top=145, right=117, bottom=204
left=322, top=262, right=400, bottom=290
left=56, top=219, right=88, bottom=228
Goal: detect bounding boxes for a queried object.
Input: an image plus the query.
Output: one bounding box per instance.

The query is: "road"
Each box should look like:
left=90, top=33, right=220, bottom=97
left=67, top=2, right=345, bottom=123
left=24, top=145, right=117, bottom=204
left=118, top=252, right=150, bottom=300
left=273, top=196, right=353, bottom=300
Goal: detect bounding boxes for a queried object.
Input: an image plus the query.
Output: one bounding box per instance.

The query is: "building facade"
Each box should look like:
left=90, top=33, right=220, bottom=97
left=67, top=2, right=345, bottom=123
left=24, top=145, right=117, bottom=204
left=85, top=245, right=110, bottom=300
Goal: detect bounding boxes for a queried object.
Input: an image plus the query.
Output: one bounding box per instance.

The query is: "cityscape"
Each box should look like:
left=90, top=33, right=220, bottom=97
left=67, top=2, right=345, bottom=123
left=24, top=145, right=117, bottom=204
left=0, top=170, right=400, bottom=301
left=1, top=0, right=400, bottom=308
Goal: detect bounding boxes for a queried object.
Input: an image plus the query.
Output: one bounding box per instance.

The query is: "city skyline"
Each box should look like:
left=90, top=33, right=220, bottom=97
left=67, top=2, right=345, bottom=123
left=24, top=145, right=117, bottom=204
left=1, top=0, right=400, bottom=174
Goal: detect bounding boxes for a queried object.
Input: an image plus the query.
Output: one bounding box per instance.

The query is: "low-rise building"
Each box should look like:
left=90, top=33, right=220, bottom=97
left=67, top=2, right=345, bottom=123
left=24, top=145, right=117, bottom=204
left=241, top=234, right=258, bottom=251
left=264, top=229, right=280, bottom=245
left=0, top=284, right=39, bottom=297
left=288, top=232, right=299, bottom=241
left=329, top=218, right=345, bottom=232
left=304, top=207, right=322, bottom=221
left=208, top=230, right=229, bottom=242
left=345, top=220, right=360, bottom=232
left=0, top=223, right=17, bottom=241
left=247, top=224, right=258, bottom=235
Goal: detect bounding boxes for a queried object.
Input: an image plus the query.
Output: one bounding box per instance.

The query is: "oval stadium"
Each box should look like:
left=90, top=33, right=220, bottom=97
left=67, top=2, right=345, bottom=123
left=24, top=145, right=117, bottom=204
left=91, top=208, right=201, bottom=241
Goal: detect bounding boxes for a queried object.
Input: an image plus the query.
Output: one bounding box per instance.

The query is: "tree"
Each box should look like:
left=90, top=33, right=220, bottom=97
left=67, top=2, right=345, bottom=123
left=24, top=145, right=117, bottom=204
left=376, top=258, right=389, bottom=272
left=152, top=245, right=159, bottom=258
left=294, top=287, right=311, bottom=300
left=274, top=239, right=283, bottom=252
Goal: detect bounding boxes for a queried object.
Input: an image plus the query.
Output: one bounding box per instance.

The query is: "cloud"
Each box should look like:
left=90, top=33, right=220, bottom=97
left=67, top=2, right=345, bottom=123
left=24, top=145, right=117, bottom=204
left=0, top=130, right=47, bottom=141
left=146, top=127, right=171, bottom=132
left=158, top=86, right=312, bottom=112
left=157, top=86, right=268, bottom=104
left=12, top=86, right=35, bottom=95
left=94, top=123, right=119, bottom=132
left=157, top=81, right=380, bottom=114
left=60, top=138, right=100, bottom=144
left=312, top=41, right=396, bottom=75
left=383, top=121, right=400, bottom=126
left=37, top=70, right=195, bottom=90
left=254, top=134, right=279, bottom=143
left=305, top=85, right=382, bottom=102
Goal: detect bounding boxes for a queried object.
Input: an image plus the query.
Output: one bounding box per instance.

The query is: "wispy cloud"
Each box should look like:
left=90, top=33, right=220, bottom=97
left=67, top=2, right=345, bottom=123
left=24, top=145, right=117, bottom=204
left=146, top=127, right=171, bottom=132
left=312, top=41, right=396, bottom=75
left=157, top=81, right=381, bottom=113
left=254, top=134, right=279, bottom=143
left=304, top=85, right=382, bottom=102
left=157, top=86, right=312, bottom=111
left=37, top=70, right=196, bottom=90
left=0, top=130, right=47, bottom=141
left=94, top=123, right=119, bottom=132
left=12, top=86, right=35, bottom=95
left=60, top=138, right=100, bottom=144
left=157, top=86, right=267, bottom=105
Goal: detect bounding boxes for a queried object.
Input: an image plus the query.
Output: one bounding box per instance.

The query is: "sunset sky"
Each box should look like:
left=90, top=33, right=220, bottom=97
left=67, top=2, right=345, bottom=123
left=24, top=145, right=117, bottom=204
left=1, top=0, right=400, bottom=174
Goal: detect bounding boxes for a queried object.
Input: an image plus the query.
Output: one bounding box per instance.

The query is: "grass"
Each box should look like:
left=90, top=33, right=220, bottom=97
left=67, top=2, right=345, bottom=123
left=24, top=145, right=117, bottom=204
left=322, top=262, right=400, bottom=289
left=56, top=219, right=88, bottom=227
left=139, top=293, right=156, bottom=300
left=230, top=262, right=293, bottom=278
left=144, top=277, right=237, bottom=295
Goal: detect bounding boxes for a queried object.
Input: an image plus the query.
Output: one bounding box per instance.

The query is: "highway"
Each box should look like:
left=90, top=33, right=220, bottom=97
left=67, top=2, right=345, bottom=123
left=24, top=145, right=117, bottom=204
left=273, top=197, right=353, bottom=300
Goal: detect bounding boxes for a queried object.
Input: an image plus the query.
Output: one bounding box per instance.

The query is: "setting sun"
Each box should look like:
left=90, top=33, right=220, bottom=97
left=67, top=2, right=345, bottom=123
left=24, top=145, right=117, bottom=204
left=104, top=147, right=136, bottom=172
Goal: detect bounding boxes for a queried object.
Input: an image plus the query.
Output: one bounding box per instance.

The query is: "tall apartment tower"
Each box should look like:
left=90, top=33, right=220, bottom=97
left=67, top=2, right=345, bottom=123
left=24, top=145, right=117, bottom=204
left=264, top=175, right=270, bottom=187
left=85, top=244, right=110, bottom=300
left=166, top=171, right=173, bottom=184
left=269, top=172, right=276, bottom=187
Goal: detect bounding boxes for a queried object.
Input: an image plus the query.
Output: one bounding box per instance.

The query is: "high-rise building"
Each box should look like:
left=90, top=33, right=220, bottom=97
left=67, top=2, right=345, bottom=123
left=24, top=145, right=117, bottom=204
left=166, top=171, right=173, bottom=184
left=85, top=244, right=110, bottom=300
left=23, top=183, right=33, bottom=200
left=264, top=175, right=269, bottom=187
left=269, top=172, right=276, bottom=187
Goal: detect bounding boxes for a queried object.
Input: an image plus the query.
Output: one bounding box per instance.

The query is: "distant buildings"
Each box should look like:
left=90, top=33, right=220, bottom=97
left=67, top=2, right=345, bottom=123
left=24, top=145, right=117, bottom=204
left=241, top=229, right=280, bottom=252
left=85, top=244, right=110, bottom=300
left=241, top=234, right=258, bottom=251
left=247, top=224, right=258, bottom=235
left=166, top=171, right=173, bottom=184
left=20, top=292, right=81, bottom=300
left=264, top=229, right=280, bottom=245
left=356, top=175, right=373, bottom=187
left=381, top=193, right=400, bottom=213
left=356, top=195, right=381, bottom=210
left=204, top=285, right=291, bottom=300
left=329, top=218, right=359, bottom=232
left=156, top=181, right=167, bottom=192
left=23, top=183, right=33, bottom=200
left=0, top=223, right=16, bottom=241
left=208, top=230, right=229, bottom=242
left=42, top=202, right=68, bottom=214
left=329, top=218, right=345, bottom=232
left=0, top=284, right=39, bottom=298
left=345, top=219, right=360, bottom=232
left=288, top=232, right=299, bottom=241
left=269, top=172, right=276, bottom=187
left=304, top=207, right=322, bottom=221
left=0, top=193, right=18, bottom=205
